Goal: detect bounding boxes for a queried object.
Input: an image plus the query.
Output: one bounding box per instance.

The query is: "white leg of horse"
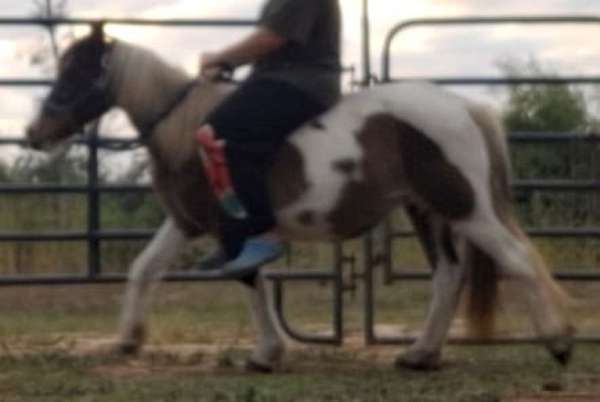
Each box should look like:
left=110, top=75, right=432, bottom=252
left=397, top=222, right=466, bottom=370
left=244, top=273, right=285, bottom=372
left=455, top=212, right=574, bottom=362
left=118, top=218, right=187, bottom=354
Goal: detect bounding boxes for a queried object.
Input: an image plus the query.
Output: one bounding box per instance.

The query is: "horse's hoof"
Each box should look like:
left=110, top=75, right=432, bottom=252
left=547, top=338, right=575, bottom=367
left=552, top=348, right=572, bottom=367
left=115, top=324, right=146, bottom=356
left=116, top=341, right=142, bottom=356
left=394, top=349, right=442, bottom=371
left=545, top=326, right=576, bottom=367
left=245, top=358, right=275, bottom=374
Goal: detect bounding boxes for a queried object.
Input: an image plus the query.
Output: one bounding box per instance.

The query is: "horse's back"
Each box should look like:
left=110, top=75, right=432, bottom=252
left=270, top=81, right=494, bottom=240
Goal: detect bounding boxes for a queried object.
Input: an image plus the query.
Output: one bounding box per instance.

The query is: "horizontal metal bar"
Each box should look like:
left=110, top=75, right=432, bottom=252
left=513, top=180, right=600, bottom=190
left=384, top=77, right=600, bottom=85
left=0, top=184, right=151, bottom=194
left=370, top=335, right=600, bottom=345
left=390, top=227, right=600, bottom=238
left=0, top=79, right=52, bottom=86
left=0, top=268, right=342, bottom=287
left=383, top=270, right=600, bottom=281
left=0, top=229, right=154, bottom=242
left=4, top=133, right=600, bottom=146
left=509, top=133, right=600, bottom=142
left=0, top=271, right=256, bottom=287
left=12, top=225, right=598, bottom=243
left=2, top=180, right=597, bottom=194
left=264, top=271, right=338, bottom=281
left=382, top=15, right=600, bottom=82
left=0, top=17, right=256, bottom=27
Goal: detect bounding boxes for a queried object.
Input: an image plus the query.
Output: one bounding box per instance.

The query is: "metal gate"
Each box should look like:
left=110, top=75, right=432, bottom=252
left=1, top=15, right=600, bottom=345
left=366, top=15, right=600, bottom=345
left=0, top=16, right=348, bottom=345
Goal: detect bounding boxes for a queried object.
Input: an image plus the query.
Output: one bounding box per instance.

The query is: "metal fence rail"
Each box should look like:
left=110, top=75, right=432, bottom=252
left=365, top=15, right=600, bottom=345
left=1, top=15, right=600, bottom=346
left=0, top=17, right=347, bottom=345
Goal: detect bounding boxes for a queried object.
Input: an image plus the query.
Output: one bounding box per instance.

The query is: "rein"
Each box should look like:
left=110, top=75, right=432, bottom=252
left=138, top=80, right=200, bottom=141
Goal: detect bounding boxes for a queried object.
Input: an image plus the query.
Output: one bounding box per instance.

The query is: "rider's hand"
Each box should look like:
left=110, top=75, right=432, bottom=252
left=199, top=52, right=225, bottom=80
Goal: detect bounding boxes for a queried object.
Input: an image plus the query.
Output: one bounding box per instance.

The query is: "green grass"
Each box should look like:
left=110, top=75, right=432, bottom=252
left=0, top=280, right=598, bottom=401
left=0, top=344, right=599, bottom=402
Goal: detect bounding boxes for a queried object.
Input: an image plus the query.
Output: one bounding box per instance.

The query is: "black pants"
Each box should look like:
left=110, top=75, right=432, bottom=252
left=206, top=78, right=328, bottom=259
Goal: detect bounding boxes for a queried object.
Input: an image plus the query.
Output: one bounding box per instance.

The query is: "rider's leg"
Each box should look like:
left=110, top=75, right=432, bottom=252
left=195, top=78, right=327, bottom=273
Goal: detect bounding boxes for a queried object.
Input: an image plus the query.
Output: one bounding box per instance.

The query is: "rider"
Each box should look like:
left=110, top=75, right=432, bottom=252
left=196, top=0, right=342, bottom=275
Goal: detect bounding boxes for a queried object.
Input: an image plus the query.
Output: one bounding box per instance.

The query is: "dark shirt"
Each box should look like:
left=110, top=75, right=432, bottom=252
left=251, top=0, right=341, bottom=107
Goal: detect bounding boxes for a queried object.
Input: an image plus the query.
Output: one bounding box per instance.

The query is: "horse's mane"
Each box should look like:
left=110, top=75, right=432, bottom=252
left=108, top=40, right=233, bottom=168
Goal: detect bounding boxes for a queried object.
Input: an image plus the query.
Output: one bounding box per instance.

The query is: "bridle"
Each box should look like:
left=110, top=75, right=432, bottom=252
left=41, top=39, right=232, bottom=144
left=42, top=43, right=113, bottom=128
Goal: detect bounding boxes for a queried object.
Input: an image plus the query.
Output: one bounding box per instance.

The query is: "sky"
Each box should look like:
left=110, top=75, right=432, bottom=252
left=1, top=0, right=600, bottom=166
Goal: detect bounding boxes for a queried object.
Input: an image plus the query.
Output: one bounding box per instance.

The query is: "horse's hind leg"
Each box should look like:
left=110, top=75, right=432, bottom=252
left=117, top=218, right=187, bottom=354
left=396, top=208, right=466, bottom=370
left=454, top=211, right=574, bottom=363
left=244, top=273, right=285, bottom=372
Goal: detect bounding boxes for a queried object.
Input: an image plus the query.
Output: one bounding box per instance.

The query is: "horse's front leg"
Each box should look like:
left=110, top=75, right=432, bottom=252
left=117, top=218, right=187, bottom=354
left=396, top=211, right=466, bottom=370
left=243, top=273, right=285, bottom=372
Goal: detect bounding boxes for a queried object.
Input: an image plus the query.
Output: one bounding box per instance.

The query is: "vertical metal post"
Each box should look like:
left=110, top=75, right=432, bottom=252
left=333, top=243, right=344, bottom=343
left=363, top=233, right=375, bottom=344
left=87, top=121, right=101, bottom=278
left=361, top=0, right=372, bottom=86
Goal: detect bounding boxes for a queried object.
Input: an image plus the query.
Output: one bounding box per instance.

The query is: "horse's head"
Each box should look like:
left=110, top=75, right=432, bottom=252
left=26, top=24, right=114, bottom=150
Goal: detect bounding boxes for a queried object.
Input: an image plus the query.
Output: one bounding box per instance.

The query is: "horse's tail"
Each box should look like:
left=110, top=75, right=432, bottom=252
left=463, top=103, right=571, bottom=338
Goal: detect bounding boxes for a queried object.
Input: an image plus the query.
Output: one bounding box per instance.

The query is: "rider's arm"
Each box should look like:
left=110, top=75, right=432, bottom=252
left=200, top=27, right=285, bottom=73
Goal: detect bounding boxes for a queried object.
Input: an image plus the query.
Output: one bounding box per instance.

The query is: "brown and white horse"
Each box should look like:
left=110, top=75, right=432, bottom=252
left=26, top=26, right=574, bottom=371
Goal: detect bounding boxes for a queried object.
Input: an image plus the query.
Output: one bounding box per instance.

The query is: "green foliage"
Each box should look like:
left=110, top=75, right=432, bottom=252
left=500, top=60, right=600, bottom=236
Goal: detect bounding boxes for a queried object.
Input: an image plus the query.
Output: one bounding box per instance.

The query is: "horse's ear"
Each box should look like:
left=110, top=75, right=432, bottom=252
left=90, top=22, right=105, bottom=42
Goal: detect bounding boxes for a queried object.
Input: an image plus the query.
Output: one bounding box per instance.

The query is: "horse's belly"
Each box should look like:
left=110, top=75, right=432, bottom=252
left=275, top=181, right=389, bottom=241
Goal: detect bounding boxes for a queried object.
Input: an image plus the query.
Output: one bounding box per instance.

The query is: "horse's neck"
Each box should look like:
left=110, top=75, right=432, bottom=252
left=109, top=42, right=190, bottom=132
left=108, top=42, right=232, bottom=169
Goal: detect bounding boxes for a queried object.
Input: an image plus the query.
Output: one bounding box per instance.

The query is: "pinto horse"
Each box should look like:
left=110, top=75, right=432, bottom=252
left=26, top=26, right=574, bottom=371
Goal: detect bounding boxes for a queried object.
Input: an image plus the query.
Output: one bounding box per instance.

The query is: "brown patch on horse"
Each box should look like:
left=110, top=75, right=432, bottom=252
left=405, top=205, right=439, bottom=268
left=332, top=158, right=357, bottom=177
left=150, top=149, right=220, bottom=237
left=327, top=113, right=475, bottom=238
left=391, top=115, right=475, bottom=220
left=327, top=180, right=385, bottom=238
left=269, top=143, right=310, bottom=210
left=441, top=224, right=459, bottom=264
left=297, top=210, right=316, bottom=226
left=326, top=114, right=405, bottom=238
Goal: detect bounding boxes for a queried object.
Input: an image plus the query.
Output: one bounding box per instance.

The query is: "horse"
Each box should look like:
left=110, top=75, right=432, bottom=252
left=26, top=25, right=574, bottom=372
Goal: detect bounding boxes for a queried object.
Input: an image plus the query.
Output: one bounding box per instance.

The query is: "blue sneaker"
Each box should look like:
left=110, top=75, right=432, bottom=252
left=222, top=237, right=285, bottom=277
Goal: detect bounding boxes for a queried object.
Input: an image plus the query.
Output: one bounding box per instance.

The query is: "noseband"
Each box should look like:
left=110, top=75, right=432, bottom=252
left=42, top=44, right=115, bottom=130
left=42, top=39, right=199, bottom=144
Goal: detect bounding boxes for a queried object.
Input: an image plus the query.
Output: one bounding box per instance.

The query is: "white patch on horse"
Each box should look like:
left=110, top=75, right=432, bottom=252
left=370, top=82, right=491, bottom=199
left=277, top=94, right=384, bottom=237
left=278, top=82, right=493, bottom=238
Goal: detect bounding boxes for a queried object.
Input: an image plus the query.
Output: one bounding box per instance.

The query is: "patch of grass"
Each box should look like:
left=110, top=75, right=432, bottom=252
left=0, top=345, right=599, bottom=401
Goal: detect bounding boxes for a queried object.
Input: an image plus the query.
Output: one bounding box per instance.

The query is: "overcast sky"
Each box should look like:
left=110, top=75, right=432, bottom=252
left=1, top=0, right=600, bottom=143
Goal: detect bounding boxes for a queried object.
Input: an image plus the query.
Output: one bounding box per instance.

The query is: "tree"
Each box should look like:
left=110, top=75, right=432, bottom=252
left=501, top=59, right=592, bottom=134
left=499, top=59, right=600, bottom=227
